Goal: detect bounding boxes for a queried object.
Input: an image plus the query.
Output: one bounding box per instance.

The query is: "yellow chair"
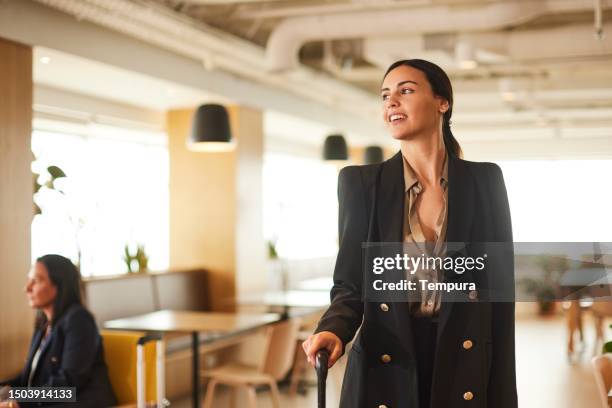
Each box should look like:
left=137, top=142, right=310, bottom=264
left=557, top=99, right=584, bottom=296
left=101, top=330, right=167, bottom=408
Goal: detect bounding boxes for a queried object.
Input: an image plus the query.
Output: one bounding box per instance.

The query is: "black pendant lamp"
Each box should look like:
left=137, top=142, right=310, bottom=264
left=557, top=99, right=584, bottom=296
left=187, top=104, right=234, bottom=152
left=323, top=134, right=348, bottom=161
left=364, top=145, right=384, bottom=164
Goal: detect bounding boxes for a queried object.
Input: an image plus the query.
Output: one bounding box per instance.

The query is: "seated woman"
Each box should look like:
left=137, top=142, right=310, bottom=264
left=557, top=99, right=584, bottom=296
left=0, top=254, right=117, bottom=408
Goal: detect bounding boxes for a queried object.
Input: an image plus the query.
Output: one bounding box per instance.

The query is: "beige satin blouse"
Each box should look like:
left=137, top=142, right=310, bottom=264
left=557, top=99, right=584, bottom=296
left=402, top=152, right=449, bottom=318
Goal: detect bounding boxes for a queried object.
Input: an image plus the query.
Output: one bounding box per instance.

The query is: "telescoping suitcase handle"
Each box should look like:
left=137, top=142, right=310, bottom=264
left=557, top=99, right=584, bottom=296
left=136, top=334, right=168, bottom=408
left=315, top=349, right=330, bottom=408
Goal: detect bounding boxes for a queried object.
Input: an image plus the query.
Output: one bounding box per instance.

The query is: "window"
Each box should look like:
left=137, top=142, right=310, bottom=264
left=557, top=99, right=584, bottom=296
left=496, top=160, right=612, bottom=242
left=263, top=153, right=339, bottom=259
left=32, top=122, right=169, bottom=276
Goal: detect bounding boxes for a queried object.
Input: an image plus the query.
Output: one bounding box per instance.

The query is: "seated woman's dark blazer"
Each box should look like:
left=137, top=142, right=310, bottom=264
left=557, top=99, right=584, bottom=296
left=2, top=304, right=117, bottom=407
left=314, top=150, right=517, bottom=408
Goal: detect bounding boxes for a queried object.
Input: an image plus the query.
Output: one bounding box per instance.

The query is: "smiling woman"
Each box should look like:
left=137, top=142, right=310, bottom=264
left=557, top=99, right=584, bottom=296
left=303, top=59, right=517, bottom=408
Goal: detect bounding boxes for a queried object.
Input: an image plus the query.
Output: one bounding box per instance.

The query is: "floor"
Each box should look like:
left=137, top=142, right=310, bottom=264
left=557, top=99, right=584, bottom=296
left=173, top=314, right=603, bottom=408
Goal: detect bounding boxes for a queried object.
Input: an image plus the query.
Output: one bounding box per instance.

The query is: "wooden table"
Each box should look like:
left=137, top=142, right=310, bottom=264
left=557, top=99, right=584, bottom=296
left=104, top=310, right=280, bottom=408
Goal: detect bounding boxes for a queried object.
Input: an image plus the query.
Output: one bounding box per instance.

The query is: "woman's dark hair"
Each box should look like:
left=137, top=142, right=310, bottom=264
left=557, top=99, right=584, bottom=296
left=35, top=254, right=83, bottom=329
left=383, top=59, right=463, bottom=158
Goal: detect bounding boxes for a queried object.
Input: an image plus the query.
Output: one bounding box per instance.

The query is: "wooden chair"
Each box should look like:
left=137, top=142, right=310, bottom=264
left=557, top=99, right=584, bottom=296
left=592, top=354, right=612, bottom=408
left=202, top=318, right=300, bottom=408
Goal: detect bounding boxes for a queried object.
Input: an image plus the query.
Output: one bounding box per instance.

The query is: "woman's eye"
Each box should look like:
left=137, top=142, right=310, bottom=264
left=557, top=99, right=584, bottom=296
left=401, top=88, right=414, bottom=94
left=382, top=94, right=389, bottom=101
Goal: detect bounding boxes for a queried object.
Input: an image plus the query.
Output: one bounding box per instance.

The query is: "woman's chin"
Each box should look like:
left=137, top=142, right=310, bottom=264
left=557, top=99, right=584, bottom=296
left=390, top=129, right=413, bottom=141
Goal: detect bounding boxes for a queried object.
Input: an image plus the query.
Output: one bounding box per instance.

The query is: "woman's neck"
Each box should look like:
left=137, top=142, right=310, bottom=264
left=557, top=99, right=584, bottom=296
left=43, top=306, right=53, bottom=326
left=399, top=129, right=446, bottom=187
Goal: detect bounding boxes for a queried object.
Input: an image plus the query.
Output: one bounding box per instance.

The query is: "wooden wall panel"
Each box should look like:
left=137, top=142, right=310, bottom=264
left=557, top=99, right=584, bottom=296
left=167, top=106, right=265, bottom=312
left=167, top=108, right=237, bottom=312
left=0, top=37, right=34, bottom=378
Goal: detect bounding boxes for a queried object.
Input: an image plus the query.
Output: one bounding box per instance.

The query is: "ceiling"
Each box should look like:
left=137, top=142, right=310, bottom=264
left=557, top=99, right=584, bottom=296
left=145, top=0, right=612, bottom=135
left=34, top=47, right=220, bottom=111
left=30, top=0, right=612, bottom=156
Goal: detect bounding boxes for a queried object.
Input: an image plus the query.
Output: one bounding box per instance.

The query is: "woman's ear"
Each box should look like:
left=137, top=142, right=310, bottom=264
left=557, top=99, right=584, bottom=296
left=439, top=99, right=449, bottom=113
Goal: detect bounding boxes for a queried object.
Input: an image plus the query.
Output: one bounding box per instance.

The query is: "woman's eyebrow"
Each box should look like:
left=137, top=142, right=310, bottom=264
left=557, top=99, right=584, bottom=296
left=380, top=80, right=419, bottom=93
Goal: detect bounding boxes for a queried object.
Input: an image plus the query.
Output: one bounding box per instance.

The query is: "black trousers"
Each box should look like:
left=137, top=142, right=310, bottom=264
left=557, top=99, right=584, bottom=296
left=411, top=315, right=439, bottom=408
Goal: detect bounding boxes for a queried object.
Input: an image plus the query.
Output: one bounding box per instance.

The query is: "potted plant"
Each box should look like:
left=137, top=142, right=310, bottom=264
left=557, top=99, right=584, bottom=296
left=123, top=244, right=149, bottom=273
left=520, top=255, right=569, bottom=315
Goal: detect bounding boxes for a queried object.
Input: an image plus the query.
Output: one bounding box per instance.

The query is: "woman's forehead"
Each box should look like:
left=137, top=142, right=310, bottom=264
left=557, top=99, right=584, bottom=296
left=382, top=65, right=426, bottom=87
left=34, top=262, right=49, bottom=277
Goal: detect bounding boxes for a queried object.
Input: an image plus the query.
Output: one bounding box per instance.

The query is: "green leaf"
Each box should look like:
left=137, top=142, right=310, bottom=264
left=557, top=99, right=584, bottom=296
left=47, top=165, right=66, bottom=179
left=34, top=177, right=41, bottom=194
left=603, top=341, right=612, bottom=354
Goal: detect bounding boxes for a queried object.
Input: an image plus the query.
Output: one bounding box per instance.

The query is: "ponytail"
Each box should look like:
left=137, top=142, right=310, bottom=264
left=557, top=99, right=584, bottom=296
left=442, top=113, right=462, bottom=159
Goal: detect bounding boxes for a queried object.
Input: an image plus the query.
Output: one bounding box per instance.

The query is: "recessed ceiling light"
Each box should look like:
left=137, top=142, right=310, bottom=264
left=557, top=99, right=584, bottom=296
left=40, top=56, right=51, bottom=64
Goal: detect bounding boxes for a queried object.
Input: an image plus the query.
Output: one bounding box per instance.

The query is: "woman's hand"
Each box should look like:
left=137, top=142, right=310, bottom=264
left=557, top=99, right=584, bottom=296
left=302, top=331, right=343, bottom=368
left=0, top=401, right=20, bottom=408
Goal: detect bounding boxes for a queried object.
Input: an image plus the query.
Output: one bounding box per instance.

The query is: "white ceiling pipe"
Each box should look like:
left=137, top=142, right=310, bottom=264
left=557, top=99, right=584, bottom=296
left=234, top=0, right=434, bottom=19
left=266, top=0, right=612, bottom=71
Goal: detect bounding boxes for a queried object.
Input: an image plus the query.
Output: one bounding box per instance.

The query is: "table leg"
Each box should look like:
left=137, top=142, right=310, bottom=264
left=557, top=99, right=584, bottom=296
left=192, top=332, right=200, bottom=408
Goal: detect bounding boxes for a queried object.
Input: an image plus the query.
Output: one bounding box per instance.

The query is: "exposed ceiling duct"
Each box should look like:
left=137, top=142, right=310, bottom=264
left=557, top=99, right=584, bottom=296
left=266, top=0, right=612, bottom=71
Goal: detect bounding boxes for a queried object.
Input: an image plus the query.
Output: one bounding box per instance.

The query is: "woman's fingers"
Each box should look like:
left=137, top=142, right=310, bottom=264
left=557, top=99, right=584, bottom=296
left=302, top=331, right=342, bottom=368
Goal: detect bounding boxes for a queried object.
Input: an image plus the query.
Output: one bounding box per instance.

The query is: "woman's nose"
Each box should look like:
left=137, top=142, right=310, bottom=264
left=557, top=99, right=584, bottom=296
left=385, top=95, right=399, bottom=109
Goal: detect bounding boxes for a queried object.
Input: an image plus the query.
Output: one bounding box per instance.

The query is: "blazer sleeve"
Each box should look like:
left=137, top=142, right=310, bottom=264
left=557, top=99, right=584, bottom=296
left=46, top=308, right=101, bottom=389
left=314, top=166, right=368, bottom=346
left=485, top=163, right=518, bottom=408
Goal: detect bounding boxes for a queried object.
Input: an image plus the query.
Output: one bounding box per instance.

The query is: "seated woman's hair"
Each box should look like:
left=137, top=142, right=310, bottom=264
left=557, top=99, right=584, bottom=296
left=35, top=254, right=83, bottom=329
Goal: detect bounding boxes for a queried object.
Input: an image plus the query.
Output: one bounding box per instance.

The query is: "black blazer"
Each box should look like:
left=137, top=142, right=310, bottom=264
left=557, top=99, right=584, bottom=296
left=314, top=151, right=517, bottom=408
left=2, top=304, right=117, bottom=408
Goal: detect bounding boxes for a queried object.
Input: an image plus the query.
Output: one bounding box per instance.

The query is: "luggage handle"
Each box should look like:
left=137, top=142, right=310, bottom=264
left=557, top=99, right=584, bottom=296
left=136, top=334, right=168, bottom=408
left=315, top=349, right=329, bottom=408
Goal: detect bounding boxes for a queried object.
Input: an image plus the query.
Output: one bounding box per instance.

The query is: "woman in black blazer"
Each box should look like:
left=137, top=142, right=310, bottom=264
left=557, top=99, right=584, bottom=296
left=303, top=59, right=517, bottom=408
left=0, top=255, right=116, bottom=408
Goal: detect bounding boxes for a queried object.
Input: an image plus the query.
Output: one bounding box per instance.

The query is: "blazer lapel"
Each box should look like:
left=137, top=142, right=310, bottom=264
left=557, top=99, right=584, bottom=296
left=435, top=153, right=475, bottom=343
left=23, top=328, right=45, bottom=381
left=376, top=151, right=405, bottom=243
left=38, top=328, right=55, bottom=358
